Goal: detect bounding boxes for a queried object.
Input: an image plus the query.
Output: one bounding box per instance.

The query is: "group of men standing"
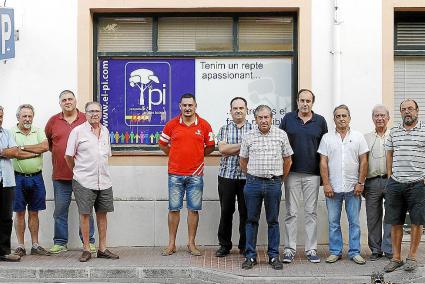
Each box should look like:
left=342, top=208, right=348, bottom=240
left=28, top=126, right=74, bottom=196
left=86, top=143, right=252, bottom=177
left=158, top=89, right=423, bottom=273
left=1, top=89, right=423, bottom=273
left=0, top=91, right=117, bottom=262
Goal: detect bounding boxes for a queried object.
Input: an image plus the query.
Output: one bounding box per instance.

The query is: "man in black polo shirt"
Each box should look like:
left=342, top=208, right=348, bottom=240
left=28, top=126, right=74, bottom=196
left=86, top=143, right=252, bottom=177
left=384, top=99, right=425, bottom=273
left=279, top=89, right=328, bottom=263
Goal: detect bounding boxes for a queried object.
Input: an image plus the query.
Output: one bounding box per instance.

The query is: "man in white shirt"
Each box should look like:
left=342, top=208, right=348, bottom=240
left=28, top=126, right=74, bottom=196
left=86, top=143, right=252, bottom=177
left=318, top=104, right=368, bottom=265
left=65, top=102, right=118, bottom=262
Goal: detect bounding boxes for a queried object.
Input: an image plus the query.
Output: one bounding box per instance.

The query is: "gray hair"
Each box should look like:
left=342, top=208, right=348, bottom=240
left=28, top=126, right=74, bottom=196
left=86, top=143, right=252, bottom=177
left=254, top=105, right=273, bottom=118
left=0, top=105, right=3, bottom=112
left=59, top=89, right=75, bottom=100
left=16, top=104, right=34, bottom=119
left=372, top=104, right=390, bottom=117
left=85, top=101, right=101, bottom=112
left=333, top=104, right=350, bottom=117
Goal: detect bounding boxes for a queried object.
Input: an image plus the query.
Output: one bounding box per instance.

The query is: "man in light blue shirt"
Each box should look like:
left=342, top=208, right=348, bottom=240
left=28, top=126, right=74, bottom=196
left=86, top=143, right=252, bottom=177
left=0, top=105, right=21, bottom=262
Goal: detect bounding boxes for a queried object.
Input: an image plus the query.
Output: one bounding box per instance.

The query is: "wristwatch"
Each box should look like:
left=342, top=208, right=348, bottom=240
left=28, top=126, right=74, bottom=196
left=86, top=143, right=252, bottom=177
left=357, top=181, right=365, bottom=186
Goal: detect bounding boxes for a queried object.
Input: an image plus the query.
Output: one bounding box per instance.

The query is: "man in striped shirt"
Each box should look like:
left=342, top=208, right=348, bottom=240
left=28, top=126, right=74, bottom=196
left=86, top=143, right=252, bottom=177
left=215, top=97, right=252, bottom=258
left=384, top=99, right=425, bottom=273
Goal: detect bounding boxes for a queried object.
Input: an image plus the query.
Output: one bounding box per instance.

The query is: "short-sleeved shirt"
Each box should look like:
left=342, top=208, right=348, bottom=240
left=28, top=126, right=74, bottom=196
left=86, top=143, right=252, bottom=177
left=11, top=126, right=47, bottom=174
left=65, top=121, right=112, bottom=190
left=279, top=110, right=328, bottom=176
left=239, top=125, right=293, bottom=178
left=45, top=110, right=86, bottom=181
left=317, top=129, right=369, bottom=193
left=159, top=114, right=215, bottom=176
left=364, top=130, right=388, bottom=178
left=217, top=121, right=252, bottom=179
left=0, top=127, right=17, bottom=187
left=385, top=122, right=425, bottom=183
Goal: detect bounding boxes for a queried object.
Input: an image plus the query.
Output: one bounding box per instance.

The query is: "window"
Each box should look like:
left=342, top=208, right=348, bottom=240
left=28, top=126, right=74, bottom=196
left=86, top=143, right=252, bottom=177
left=94, top=13, right=297, bottom=152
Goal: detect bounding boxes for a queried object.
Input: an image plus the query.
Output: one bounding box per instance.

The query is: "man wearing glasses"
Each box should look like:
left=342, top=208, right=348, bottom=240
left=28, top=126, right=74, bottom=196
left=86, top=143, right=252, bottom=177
left=65, top=102, right=118, bottom=262
left=363, top=105, right=392, bottom=261
left=384, top=99, right=425, bottom=272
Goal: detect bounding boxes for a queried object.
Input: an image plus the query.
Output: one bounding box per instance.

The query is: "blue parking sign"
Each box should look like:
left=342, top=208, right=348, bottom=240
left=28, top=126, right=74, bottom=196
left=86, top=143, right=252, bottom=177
left=0, top=8, right=14, bottom=60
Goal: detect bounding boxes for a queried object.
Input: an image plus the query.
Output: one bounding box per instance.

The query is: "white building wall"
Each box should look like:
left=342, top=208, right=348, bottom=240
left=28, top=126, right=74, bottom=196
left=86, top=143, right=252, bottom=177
left=1, top=0, right=382, bottom=249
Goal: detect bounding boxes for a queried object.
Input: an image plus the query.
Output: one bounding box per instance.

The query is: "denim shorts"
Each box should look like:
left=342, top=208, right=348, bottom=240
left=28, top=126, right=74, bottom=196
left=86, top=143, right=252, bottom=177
left=13, top=173, right=46, bottom=212
left=384, top=177, right=425, bottom=225
left=168, top=174, right=203, bottom=211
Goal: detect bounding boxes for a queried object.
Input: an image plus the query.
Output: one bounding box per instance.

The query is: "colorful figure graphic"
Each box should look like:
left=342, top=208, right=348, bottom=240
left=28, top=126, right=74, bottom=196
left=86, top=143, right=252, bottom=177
left=154, top=131, right=160, bottom=143
left=130, top=131, right=135, bottom=143
left=120, top=133, right=125, bottom=144
left=135, top=133, right=140, bottom=144
left=114, top=131, right=120, bottom=144
left=144, top=133, right=150, bottom=144
left=149, top=133, right=155, bottom=144
left=124, top=131, right=130, bottom=143
left=110, top=131, right=115, bottom=143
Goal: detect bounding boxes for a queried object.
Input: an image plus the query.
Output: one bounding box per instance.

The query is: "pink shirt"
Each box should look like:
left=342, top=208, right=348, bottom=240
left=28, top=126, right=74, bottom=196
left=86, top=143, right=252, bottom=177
left=65, top=121, right=112, bottom=190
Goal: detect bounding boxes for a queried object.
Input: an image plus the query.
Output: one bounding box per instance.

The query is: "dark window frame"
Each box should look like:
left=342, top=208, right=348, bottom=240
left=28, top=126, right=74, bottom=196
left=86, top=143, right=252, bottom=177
left=93, top=12, right=298, bottom=152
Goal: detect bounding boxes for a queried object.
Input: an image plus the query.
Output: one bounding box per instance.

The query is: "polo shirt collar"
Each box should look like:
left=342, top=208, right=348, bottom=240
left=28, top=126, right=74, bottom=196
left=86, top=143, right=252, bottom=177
left=295, top=110, right=317, bottom=122
left=179, top=114, right=199, bottom=125
left=399, top=121, right=423, bottom=131
left=255, top=124, right=273, bottom=135
left=14, top=125, right=36, bottom=134
left=59, top=109, right=83, bottom=121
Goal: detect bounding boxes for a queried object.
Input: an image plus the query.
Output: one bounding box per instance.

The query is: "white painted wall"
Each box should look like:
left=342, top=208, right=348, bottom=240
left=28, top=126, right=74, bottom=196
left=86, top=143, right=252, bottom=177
left=2, top=0, right=382, bottom=250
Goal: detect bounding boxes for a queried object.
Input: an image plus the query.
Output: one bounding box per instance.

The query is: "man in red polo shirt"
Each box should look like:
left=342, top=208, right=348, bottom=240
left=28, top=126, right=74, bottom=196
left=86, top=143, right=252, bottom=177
left=159, top=93, right=215, bottom=257
left=45, top=90, right=95, bottom=254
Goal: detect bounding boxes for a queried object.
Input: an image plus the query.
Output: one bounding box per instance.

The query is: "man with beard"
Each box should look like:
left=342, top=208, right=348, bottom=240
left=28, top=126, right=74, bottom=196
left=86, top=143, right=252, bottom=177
left=215, top=97, right=252, bottom=257
left=159, top=93, right=215, bottom=257
left=384, top=99, right=425, bottom=273
left=11, top=104, right=50, bottom=257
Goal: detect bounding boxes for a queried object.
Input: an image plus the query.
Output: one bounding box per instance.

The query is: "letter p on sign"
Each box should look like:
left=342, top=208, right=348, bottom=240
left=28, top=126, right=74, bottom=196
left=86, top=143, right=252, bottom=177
left=0, top=8, right=15, bottom=60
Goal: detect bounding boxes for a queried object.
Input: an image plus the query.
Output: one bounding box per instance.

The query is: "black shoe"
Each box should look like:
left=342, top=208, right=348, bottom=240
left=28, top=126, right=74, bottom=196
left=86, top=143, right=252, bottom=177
left=369, top=252, right=383, bottom=261
left=241, top=257, right=257, bottom=270
left=215, top=247, right=230, bottom=257
left=269, top=257, right=283, bottom=270
left=384, top=253, right=393, bottom=259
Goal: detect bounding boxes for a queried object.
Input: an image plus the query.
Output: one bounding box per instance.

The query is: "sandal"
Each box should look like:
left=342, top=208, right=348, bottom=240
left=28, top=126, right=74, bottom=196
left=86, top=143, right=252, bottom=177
left=187, top=245, right=201, bottom=256
left=161, top=247, right=176, bottom=256
left=404, top=257, right=417, bottom=271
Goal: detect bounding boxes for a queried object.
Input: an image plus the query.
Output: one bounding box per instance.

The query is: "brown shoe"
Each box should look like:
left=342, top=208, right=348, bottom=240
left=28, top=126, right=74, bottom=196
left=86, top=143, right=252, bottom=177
left=187, top=245, right=201, bottom=256
left=0, top=254, right=21, bottom=262
left=14, top=247, right=26, bottom=257
left=97, top=249, right=119, bottom=259
left=79, top=250, right=92, bottom=262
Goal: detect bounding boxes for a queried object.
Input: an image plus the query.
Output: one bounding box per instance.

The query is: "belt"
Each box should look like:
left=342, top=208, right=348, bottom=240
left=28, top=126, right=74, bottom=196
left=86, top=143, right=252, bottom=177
left=249, top=174, right=282, bottom=181
left=15, top=171, right=42, bottom=177
left=368, top=174, right=388, bottom=180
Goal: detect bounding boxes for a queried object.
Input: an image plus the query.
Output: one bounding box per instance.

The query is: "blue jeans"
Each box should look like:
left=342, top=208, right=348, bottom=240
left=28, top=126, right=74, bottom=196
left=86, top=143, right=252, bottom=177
left=53, top=180, right=95, bottom=246
left=326, top=190, right=361, bottom=258
left=244, top=174, right=282, bottom=259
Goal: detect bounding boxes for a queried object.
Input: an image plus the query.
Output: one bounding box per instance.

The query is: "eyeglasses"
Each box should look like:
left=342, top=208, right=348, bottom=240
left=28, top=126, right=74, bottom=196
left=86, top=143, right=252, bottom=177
left=334, top=114, right=349, bottom=119
left=87, top=110, right=101, bottom=114
left=401, top=107, right=417, bottom=113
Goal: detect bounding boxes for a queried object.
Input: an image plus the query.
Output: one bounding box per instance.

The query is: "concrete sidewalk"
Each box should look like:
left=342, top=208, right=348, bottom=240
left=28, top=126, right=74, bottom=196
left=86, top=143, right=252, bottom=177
left=0, top=244, right=424, bottom=284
